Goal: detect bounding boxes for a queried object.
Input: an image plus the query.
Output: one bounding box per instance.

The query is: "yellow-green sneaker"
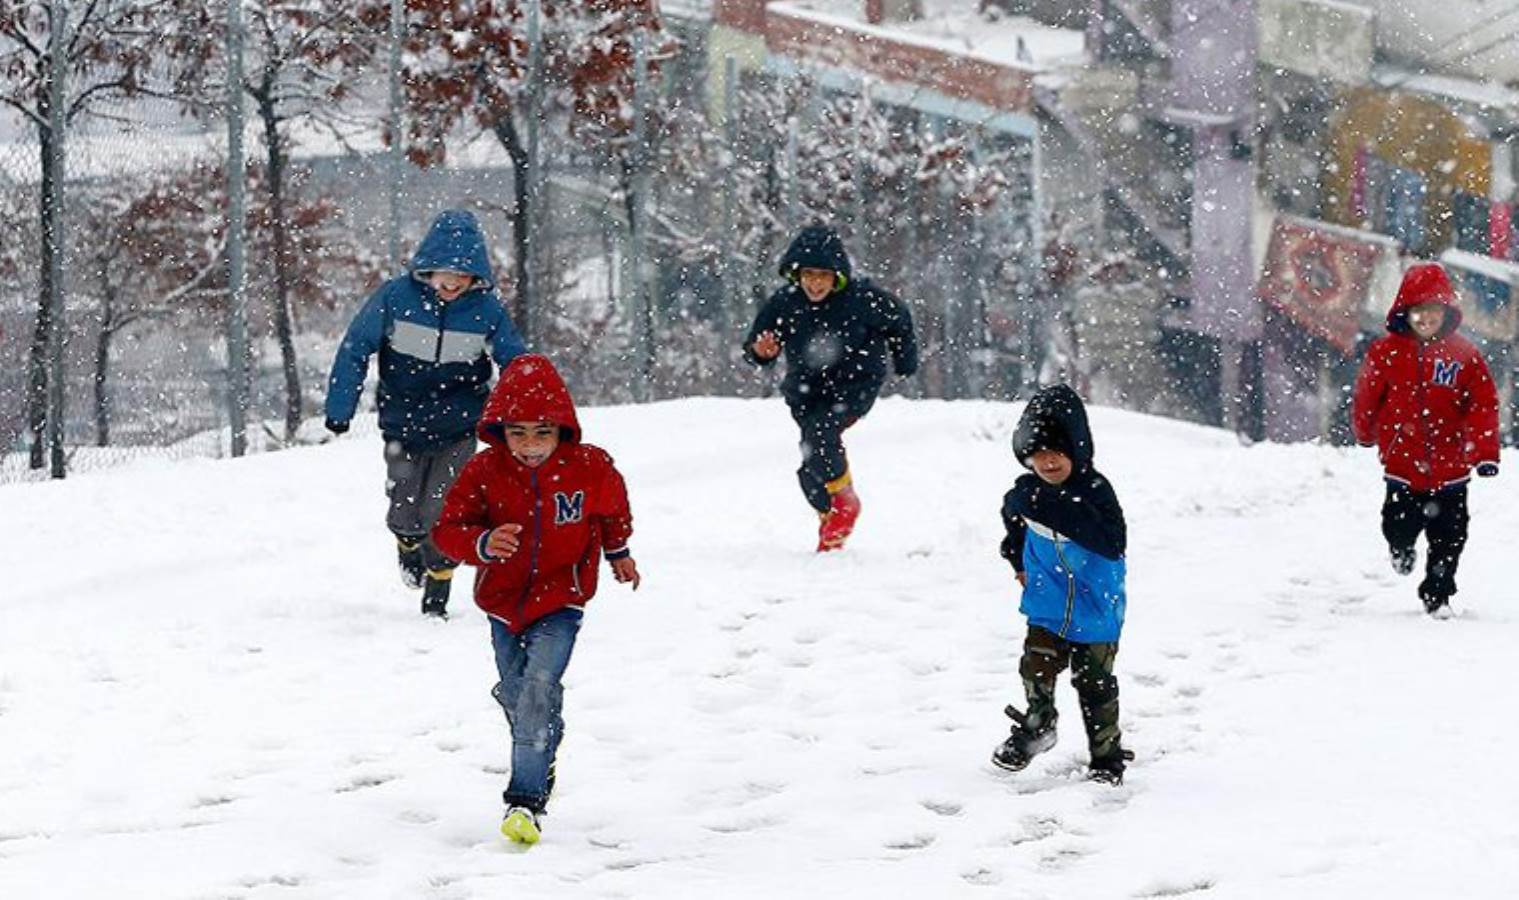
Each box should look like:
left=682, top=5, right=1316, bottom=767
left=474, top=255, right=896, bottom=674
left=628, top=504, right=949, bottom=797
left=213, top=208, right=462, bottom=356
left=501, top=807, right=541, bottom=845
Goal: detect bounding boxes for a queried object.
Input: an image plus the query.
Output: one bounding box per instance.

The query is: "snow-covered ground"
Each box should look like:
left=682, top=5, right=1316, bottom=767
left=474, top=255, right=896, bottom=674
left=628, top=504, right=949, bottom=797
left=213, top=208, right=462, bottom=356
left=3, top=397, right=1516, bottom=898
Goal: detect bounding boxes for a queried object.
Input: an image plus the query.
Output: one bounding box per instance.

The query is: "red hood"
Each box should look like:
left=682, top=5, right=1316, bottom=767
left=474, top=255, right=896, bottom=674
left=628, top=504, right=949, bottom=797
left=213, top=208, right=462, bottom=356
left=479, top=354, right=581, bottom=447
left=1387, top=262, right=1463, bottom=336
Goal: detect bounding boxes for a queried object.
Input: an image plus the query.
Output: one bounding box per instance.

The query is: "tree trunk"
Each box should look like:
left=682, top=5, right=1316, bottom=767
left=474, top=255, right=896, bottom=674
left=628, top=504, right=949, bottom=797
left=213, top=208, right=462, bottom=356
left=27, top=122, right=59, bottom=470
left=257, top=92, right=303, bottom=443
left=490, top=113, right=533, bottom=345
left=94, top=324, right=113, bottom=447
left=94, top=286, right=115, bottom=447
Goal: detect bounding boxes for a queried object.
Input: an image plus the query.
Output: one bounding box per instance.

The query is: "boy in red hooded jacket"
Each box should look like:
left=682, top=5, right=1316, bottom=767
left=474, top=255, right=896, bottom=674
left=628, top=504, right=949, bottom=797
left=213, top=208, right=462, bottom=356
left=1352, top=263, right=1500, bottom=618
left=433, top=354, right=639, bottom=845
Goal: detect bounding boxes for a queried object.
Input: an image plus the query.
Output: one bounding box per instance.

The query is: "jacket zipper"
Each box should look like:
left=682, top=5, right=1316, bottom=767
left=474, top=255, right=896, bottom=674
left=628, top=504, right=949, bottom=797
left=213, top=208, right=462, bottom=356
left=433, top=300, right=447, bottom=363
left=1416, top=342, right=1435, bottom=480
left=1054, top=536, right=1076, bottom=639
left=513, top=469, right=543, bottom=619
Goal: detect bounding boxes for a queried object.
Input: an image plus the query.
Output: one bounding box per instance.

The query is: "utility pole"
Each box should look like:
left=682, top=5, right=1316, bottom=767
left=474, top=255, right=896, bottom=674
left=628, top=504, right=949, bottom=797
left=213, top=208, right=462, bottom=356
left=225, top=0, right=251, bottom=456
left=45, top=0, right=68, bottom=478
left=386, top=0, right=404, bottom=269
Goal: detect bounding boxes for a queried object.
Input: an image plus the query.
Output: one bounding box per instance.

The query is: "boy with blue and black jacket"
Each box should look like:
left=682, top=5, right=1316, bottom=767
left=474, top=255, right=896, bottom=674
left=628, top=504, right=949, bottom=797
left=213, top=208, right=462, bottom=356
left=993, top=385, right=1130, bottom=785
left=325, top=210, right=525, bottom=617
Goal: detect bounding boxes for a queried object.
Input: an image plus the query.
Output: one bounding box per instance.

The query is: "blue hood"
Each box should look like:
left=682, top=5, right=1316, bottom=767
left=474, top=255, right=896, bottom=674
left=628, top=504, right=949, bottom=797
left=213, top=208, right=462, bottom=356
left=410, top=210, right=495, bottom=290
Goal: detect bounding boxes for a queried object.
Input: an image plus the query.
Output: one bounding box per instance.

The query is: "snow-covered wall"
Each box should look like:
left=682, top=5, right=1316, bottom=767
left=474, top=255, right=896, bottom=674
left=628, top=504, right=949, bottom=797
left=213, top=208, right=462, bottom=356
left=1352, top=0, right=1519, bottom=83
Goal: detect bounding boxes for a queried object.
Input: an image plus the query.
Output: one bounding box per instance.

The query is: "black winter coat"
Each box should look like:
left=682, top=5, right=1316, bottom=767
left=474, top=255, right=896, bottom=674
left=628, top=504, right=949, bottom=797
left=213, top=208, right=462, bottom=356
left=743, top=226, right=917, bottom=406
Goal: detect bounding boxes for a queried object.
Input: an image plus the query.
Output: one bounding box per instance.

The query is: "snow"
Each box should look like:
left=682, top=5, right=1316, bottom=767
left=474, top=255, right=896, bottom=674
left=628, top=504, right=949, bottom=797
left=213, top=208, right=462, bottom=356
left=770, top=1, right=1086, bottom=70
left=4, top=397, right=1518, bottom=897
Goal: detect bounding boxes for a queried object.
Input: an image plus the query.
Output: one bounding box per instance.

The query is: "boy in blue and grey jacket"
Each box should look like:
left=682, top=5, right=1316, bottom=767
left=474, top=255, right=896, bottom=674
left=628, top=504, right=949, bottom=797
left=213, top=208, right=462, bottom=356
left=325, top=210, right=525, bottom=617
left=993, top=385, right=1130, bottom=785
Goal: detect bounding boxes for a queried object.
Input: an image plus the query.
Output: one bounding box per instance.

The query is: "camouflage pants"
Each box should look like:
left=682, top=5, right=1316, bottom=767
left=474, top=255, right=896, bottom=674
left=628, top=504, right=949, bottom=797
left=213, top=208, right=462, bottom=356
left=1019, top=625, right=1123, bottom=765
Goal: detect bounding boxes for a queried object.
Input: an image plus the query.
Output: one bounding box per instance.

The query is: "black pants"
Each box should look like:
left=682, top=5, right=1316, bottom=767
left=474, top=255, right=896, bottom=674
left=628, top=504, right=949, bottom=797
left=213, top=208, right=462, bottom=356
left=790, top=388, right=877, bottom=512
left=1382, top=481, right=1469, bottom=602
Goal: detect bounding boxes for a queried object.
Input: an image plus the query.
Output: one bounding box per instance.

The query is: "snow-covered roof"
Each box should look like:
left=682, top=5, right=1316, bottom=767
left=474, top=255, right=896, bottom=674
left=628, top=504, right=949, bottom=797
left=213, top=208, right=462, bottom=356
left=1351, top=0, right=1519, bottom=84
left=661, top=0, right=713, bottom=21
left=1442, top=248, right=1519, bottom=285
left=1371, top=64, right=1519, bottom=119
left=768, top=0, right=1085, bottom=72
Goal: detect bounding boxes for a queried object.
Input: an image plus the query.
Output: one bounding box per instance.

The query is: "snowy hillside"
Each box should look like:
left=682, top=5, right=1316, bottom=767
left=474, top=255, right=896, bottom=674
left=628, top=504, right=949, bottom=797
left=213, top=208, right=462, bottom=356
left=3, top=398, right=1516, bottom=898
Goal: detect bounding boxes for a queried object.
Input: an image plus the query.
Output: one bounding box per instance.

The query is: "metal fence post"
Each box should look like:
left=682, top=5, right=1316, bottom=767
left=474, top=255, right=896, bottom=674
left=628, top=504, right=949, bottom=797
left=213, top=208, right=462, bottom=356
left=523, top=0, right=543, bottom=348
left=718, top=53, right=738, bottom=391
left=627, top=30, right=653, bottom=401
left=1022, top=126, right=1044, bottom=399
left=45, top=0, right=68, bottom=478
left=386, top=0, right=404, bottom=269
left=225, top=0, right=250, bottom=456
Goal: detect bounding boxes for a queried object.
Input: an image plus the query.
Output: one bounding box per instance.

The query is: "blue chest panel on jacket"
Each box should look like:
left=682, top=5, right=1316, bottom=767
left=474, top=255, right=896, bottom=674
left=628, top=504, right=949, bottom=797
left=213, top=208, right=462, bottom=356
left=1020, top=519, right=1127, bottom=643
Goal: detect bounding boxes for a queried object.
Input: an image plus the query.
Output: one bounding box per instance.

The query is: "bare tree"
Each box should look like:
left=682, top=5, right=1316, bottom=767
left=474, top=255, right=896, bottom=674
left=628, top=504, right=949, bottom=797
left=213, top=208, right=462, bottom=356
left=0, top=0, right=212, bottom=467
left=382, top=0, right=665, bottom=346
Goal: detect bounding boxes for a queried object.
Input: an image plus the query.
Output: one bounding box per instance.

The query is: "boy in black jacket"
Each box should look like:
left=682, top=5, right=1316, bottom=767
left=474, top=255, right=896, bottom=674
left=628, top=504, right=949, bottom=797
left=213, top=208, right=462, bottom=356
left=995, top=385, right=1130, bottom=784
left=743, top=224, right=918, bottom=551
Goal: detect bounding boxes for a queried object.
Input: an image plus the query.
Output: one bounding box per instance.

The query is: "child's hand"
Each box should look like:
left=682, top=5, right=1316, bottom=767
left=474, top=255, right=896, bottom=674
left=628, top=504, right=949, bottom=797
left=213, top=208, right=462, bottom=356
left=1015, top=571, right=1027, bottom=588
left=611, top=557, right=641, bottom=590
left=751, top=331, right=780, bottom=360
left=486, top=523, right=524, bottom=559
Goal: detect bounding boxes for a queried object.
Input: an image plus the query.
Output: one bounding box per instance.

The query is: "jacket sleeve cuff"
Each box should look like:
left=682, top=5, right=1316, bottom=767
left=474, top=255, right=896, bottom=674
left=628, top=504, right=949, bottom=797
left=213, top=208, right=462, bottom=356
left=604, top=545, right=631, bottom=562
left=476, top=530, right=498, bottom=562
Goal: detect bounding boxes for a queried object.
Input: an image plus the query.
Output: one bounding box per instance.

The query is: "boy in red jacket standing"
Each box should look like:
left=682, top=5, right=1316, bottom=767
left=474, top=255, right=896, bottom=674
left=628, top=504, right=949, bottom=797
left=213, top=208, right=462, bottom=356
left=433, top=354, right=640, bottom=845
left=1353, top=263, right=1500, bottom=618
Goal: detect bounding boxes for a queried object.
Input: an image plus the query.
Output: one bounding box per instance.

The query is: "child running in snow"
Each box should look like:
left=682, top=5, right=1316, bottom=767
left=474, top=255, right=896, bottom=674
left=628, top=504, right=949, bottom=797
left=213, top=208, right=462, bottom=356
left=742, top=223, right=918, bottom=551
left=432, top=354, right=640, bottom=845
left=993, top=385, right=1130, bottom=785
left=324, top=209, right=524, bottom=618
left=1352, top=262, right=1499, bottom=618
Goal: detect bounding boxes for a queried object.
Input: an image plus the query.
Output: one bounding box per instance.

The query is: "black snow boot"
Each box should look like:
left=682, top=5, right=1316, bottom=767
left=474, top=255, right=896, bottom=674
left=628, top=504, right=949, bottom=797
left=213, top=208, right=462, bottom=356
left=421, top=569, right=452, bottom=618
left=984, top=717, right=1057, bottom=772
left=1087, top=749, right=1132, bottom=786
left=397, top=538, right=426, bottom=589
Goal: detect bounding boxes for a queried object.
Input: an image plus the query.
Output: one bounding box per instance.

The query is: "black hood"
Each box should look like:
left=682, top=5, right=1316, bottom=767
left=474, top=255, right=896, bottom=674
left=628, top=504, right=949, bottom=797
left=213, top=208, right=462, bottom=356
left=778, top=224, right=853, bottom=281
left=1013, top=384, right=1095, bottom=472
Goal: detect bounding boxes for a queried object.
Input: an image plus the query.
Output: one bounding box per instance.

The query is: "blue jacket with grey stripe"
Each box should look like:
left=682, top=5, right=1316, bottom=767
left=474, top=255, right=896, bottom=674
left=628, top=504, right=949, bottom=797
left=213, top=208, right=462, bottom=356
left=1000, top=386, right=1128, bottom=643
left=325, top=211, right=525, bottom=450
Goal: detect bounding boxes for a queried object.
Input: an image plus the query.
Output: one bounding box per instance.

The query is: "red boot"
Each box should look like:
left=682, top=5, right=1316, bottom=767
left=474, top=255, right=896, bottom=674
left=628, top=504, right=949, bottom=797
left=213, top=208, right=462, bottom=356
left=817, top=484, right=861, bottom=552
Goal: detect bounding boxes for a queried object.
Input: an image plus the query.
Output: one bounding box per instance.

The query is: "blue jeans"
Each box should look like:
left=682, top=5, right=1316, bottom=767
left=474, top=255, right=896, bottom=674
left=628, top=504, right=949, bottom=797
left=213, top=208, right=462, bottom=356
left=490, top=608, right=583, bottom=811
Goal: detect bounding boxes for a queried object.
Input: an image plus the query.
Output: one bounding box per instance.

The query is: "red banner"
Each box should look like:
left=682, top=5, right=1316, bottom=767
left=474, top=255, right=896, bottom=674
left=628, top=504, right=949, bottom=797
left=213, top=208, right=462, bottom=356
left=1492, top=202, right=1512, bottom=260
left=1257, top=217, right=1382, bottom=355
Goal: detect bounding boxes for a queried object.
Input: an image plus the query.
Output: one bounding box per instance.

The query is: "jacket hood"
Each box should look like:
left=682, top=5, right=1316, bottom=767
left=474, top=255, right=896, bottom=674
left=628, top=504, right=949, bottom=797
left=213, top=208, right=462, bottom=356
left=1014, top=384, right=1095, bottom=472
left=778, top=224, right=853, bottom=282
left=479, top=354, right=581, bottom=447
left=1387, top=262, right=1462, bottom=336
left=410, top=209, right=496, bottom=290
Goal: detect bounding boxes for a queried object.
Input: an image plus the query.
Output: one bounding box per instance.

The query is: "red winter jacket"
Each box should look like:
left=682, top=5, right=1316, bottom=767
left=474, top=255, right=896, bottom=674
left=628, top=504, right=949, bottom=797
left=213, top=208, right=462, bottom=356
left=1352, top=265, right=1499, bottom=492
left=432, top=354, right=633, bottom=633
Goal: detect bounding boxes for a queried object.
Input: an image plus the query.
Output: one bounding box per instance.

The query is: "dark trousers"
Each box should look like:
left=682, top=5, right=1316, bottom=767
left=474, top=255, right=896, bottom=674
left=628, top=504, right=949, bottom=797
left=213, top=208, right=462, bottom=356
left=790, top=388, right=877, bottom=512
left=384, top=435, right=476, bottom=571
left=1382, top=481, right=1469, bottom=602
left=1020, top=625, right=1124, bottom=767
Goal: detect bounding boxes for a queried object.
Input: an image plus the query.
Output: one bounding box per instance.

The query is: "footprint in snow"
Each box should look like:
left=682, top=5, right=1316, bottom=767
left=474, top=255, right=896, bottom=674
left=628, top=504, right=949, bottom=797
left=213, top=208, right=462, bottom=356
left=883, top=832, right=936, bottom=851
left=336, top=773, right=396, bottom=794
left=961, top=865, right=1005, bottom=886
left=920, top=798, right=963, bottom=817
left=1039, top=841, right=1096, bottom=871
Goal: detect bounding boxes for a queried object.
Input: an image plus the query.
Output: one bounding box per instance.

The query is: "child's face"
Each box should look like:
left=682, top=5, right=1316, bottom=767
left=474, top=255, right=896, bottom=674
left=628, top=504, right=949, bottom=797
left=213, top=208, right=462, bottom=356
left=505, top=421, right=560, bottom=467
left=1030, top=448, right=1073, bottom=485
left=427, top=269, right=475, bottom=302
left=798, top=267, right=836, bottom=303
left=1408, top=303, right=1446, bottom=340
